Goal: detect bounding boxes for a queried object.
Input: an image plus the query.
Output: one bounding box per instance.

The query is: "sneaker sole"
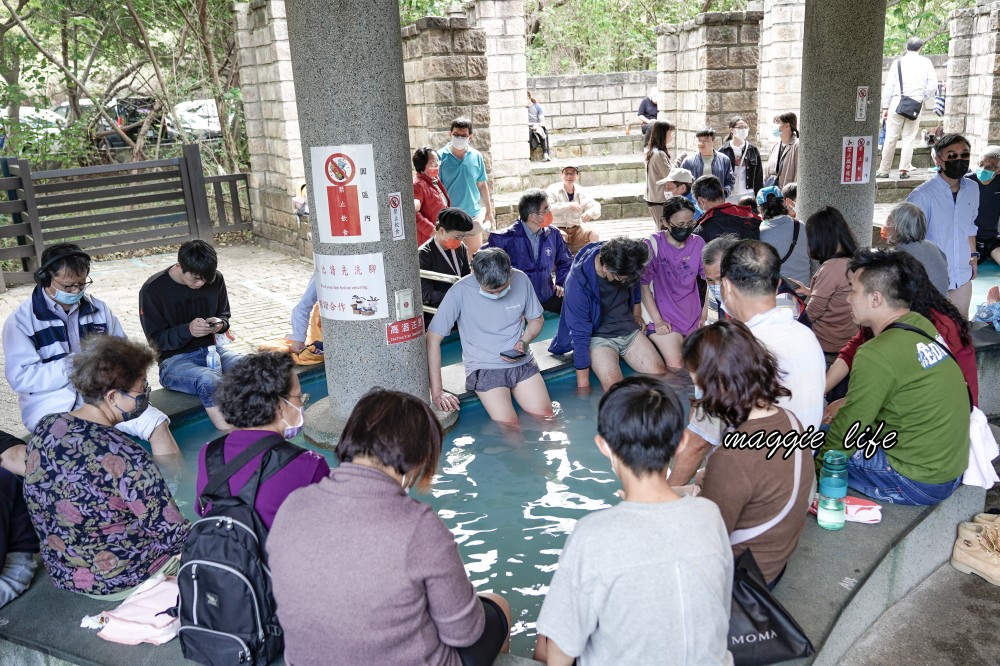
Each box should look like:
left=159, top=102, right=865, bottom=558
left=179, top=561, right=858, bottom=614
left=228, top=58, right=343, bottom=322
left=951, top=556, right=1000, bottom=586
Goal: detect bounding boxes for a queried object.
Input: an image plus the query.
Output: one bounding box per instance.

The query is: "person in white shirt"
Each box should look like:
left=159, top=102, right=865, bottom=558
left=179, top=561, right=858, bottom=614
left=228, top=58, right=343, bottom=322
left=877, top=37, right=938, bottom=180
left=668, top=240, right=825, bottom=486
left=546, top=164, right=601, bottom=254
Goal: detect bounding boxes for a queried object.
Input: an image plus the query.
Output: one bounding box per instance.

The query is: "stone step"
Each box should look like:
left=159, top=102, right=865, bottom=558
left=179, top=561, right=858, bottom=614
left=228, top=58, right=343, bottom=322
left=877, top=143, right=935, bottom=169
left=536, top=129, right=644, bottom=160
left=524, top=154, right=645, bottom=189
left=874, top=169, right=934, bottom=203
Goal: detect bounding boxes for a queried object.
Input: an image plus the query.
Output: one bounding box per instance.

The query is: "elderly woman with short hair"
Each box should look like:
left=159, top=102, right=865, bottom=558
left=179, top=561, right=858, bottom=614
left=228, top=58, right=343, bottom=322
left=882, top=201, right=949, bottom=296
left=195, top=352, right=330, bottom=530
left=268, top=388, right=512, bottom=666
left=24, top=335, right=188, bottom=599
left=413, top=145, right=451, bottom=247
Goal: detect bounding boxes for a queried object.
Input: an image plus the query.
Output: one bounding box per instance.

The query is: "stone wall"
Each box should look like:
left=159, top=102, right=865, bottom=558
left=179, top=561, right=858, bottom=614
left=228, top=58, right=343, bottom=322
left=401, top=17, right=490, bottom=162
left=657, top=11, right=762, bottom=152
left=945, top=1, right=1000, bottom=155
left=757, top=0, right=804, bottom=156
left=234, top=1, right=310, bottom=259
left=465, top=0, right=530, bottom=194
left=526, top=71, right=657, bottom=131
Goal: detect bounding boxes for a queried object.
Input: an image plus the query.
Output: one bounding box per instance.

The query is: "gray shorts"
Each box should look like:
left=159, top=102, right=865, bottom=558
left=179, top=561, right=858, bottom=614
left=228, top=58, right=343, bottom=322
left=589, top=329, right=641, bottom=356
left=465, top=360, right=540, bottom=392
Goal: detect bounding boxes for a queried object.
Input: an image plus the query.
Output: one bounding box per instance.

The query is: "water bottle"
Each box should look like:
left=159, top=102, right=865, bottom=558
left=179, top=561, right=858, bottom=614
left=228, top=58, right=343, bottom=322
left=817, top=450, right=848, bottom=531
left=206, top=345, right=221, bottom=371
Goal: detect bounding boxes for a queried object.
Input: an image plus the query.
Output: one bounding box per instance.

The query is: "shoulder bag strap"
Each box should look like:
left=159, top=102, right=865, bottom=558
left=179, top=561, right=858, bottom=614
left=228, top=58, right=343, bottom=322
left=730, top=410, right=804, bottom=546
left=201, top=433, right=286, bottom=503
left=885, top=321, right=973, bottom=411
left=897, top=59, right=904, bottom=96
left=779, top=220, right=800, bottom=264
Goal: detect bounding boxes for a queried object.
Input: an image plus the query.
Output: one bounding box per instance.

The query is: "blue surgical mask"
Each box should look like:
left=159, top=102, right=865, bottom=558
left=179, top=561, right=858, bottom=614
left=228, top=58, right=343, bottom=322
left=480, top=286, right=511, bottom=300
left=772, top=126, right=782, bottom=138
left=694, top=385, right=704, bottom=400
left=281, top=398, right=305, bottom=439
left=708, top=284, right=722, bottom=305
left=976, top=168, right=996, bottom=183
left=53, top=289, right=84, bottom=306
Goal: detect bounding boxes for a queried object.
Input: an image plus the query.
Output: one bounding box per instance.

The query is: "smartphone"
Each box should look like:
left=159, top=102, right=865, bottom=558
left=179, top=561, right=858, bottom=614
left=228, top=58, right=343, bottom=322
left=500, top=348, right=526, bottom=361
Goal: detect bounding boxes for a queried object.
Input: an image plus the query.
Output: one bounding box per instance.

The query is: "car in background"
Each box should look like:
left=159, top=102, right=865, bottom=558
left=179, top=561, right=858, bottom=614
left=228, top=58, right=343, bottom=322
left=52, top=97, right=178, bottom=150
left=175, top=99, right=223, bottom=139
left=0, top=106, right=65, bottom=152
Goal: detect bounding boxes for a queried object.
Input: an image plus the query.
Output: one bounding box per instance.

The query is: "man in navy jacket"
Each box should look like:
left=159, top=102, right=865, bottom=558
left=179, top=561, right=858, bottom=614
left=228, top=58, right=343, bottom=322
left=681, top=128, right=736, bottom=198
left=482, top=189, right=573, bottom=313
left=548, top=238, right=666, bottom=390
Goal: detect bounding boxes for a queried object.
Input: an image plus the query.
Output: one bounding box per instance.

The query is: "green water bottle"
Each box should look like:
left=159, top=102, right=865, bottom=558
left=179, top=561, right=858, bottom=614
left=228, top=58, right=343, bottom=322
left=817, top=451, right=848, bottom=531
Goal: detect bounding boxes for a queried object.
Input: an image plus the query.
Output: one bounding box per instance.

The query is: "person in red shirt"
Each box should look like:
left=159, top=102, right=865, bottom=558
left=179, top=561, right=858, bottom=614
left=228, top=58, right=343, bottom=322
left=412, top=145, right=451, bottom=246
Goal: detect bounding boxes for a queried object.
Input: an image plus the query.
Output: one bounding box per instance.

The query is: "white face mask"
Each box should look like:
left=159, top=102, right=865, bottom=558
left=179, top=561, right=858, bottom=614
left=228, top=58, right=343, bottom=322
left=451, top=135, right=470, bottom=150
left=281, top=398, right=305, bottom=439
left=734, top=128, right=749, bottom=140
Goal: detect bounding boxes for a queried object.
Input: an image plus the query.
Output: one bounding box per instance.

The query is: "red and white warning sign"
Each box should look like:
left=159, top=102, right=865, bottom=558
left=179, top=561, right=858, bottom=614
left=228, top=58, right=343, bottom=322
left=841, top=136, right=872, bottom=185
left=388, top=191, right=405, bottom=241
left=310, top=144, right=380, bottom=243
left=386, top=315, right=424, bottom=345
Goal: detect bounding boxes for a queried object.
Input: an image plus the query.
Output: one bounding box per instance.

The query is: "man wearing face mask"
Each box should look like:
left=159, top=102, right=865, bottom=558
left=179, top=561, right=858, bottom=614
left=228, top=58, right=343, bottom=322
left=437, top=117, right=494, bottom=255
left=907, top=133, right=979, bottom=317
left=967, top=145, right=1000, bottom=266
left=427, top=248, right=553, bottom=426
left=419, top=207, right=474, bottom=317
left=482, top=189, right=573, bottom=314
left=2, top=243, right=178, bottom=475
left=195, top=352, right=329, bottom=531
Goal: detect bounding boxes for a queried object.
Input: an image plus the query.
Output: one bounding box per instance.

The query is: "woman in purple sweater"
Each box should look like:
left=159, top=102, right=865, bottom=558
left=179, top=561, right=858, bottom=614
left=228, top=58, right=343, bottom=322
left=194, top=352, right=330, bottom=530
left=267, top=389, right=512, bottom=666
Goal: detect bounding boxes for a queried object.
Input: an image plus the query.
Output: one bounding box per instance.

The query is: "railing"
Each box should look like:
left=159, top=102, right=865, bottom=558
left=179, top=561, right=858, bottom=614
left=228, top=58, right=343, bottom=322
left=204, top=173, right=251, bottom=233
left=419, top=269, right=461, bottom=315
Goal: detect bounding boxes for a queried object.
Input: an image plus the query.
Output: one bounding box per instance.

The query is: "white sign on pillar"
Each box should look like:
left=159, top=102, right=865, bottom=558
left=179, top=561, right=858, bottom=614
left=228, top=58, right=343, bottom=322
left=841, top=136, right=873, bottom=185
left=855, top=86, right=868, bottom=121
left=310, top=144, right=381, bottom=243
left=313, top=252, right=389, bottom=320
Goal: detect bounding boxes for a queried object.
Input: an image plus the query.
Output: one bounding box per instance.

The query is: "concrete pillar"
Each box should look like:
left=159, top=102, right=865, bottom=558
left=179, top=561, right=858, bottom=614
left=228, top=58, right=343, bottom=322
left=285, top=0, right=439, bottom=442
left=798, top=0, right=886, bottom=245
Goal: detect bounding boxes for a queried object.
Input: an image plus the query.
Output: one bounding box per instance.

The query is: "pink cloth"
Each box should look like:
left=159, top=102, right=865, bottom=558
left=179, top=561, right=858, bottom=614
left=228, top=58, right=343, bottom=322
left=97, top=575, right=179, bottom=646
left=195, top=430, right=331, bottom=530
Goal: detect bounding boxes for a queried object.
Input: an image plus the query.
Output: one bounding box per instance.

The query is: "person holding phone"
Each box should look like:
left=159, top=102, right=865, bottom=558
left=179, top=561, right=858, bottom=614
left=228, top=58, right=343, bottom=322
left=426, top=248, right=553, bottom=427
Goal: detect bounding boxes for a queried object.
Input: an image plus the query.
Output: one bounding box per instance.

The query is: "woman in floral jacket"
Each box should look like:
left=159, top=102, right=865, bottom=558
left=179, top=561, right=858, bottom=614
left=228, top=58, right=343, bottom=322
left=24, top=335, right=188, bottom=599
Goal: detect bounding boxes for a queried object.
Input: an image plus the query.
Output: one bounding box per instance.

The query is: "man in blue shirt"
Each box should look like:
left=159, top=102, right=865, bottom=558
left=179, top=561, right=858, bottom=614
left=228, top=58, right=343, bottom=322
left=680, top=128, right=735, bottom=199
left=438, top=117, right=494, bottom=254
left=482, top=189, right=573, bottom=313
left=907, top=133, right=979, bottom=317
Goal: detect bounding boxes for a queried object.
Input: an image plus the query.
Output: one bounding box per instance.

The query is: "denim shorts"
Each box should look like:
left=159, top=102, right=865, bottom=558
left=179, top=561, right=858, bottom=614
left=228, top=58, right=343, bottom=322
left=465, top=360, right=540, bottom=393
left=846, top=447, right=961, bottom=506
left=589, top=329, right=641, bottom=356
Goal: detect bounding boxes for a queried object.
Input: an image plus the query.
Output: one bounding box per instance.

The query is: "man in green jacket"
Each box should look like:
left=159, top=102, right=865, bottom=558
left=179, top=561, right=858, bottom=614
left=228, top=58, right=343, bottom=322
left=821, top=249, right=969, bottom=505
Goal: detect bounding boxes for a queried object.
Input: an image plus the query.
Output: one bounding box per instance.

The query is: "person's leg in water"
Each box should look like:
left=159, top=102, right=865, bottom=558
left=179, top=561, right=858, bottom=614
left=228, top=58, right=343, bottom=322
left=589, top=346, right=624, bottom=392
left=511, top=373, right=554, bottom=419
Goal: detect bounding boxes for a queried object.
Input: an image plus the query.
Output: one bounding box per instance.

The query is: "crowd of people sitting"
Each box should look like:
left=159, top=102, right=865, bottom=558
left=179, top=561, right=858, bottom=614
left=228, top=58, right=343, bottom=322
left=0, top=107, right=994, bottom=666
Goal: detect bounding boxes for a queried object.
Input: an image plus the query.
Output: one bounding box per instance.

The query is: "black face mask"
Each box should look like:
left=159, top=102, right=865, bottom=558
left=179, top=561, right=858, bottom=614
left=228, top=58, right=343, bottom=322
left=117, top=384, right=151, bottom=421
left=942, top=159, right=970, bottom=179
left=669, top=226, right=695, bottom=243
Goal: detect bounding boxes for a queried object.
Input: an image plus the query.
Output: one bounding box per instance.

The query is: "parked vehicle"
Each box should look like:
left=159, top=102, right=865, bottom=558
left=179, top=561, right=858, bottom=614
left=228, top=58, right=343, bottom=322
left=0, top=106, right=65, bottom=152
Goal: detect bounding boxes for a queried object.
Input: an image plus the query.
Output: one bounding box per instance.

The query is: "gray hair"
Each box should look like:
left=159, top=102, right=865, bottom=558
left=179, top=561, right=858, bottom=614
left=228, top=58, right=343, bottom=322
left=471, top=247, right=512, bottom=289
left=906, top=37, right=924, bottom=52
left=702, top=234, right=740, bottom=266
left=886, top=202, right=927, bottom=244
left=983, top=145, right=1000, bottom=162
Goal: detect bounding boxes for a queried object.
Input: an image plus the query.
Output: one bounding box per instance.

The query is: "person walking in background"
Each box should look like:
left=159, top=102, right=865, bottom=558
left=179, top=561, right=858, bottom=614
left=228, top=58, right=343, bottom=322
left=412, top=145, right=450, bottom=247
left=680, top=128, right=735, bottom=199
left=438, top=117, right=494, bottom=254
left=877, top=37, right=938, bottom=180
left=527, top=92, right=551, bottom=162
left=765, top=112, right=800, bottom=189
left=644, top=121, right=675, bottom=226
left=637, top=88, right=659, bottom=149
left=720, top=116, right=764, bottom=204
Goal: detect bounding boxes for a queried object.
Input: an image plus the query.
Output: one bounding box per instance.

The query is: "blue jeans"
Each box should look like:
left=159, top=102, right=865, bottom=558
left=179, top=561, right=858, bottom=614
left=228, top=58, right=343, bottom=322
left=158, top=346, right=243, bottom=408
left=846, top=447, right=961, bottom=506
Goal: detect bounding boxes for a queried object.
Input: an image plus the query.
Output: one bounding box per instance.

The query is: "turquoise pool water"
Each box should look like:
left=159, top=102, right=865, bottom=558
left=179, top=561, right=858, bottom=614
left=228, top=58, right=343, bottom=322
left=164, top=365, right=694, bottom=658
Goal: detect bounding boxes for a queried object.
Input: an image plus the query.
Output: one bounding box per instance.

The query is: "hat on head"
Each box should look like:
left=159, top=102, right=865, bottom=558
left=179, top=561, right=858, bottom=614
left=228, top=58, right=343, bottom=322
left=561, top=163, right=580, bottom=173
left=436, top=207, right=473, bottom=229
left=756, top=185, right=784, bottom=206
left=656, top=167, right=694, bottom=186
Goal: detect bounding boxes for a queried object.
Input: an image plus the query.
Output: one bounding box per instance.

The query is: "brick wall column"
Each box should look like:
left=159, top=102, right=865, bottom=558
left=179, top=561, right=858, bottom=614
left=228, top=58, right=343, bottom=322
left=948, top=1, right=1000, bottom=154
left=945, top=8, right=976, bottom=136
left=234, top=1, right=309, bottom=258
left=757, top=0, right=805, bottom=155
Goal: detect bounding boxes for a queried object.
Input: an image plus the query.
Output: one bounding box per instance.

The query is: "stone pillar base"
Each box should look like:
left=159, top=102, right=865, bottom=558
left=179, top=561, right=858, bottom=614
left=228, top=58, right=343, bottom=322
left=305, top=397, right=460, bottom=449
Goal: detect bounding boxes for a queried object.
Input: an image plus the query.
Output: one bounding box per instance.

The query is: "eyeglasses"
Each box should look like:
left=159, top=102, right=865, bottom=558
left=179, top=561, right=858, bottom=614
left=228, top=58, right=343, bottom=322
left=51, top=277, right=93, bottom=293
left=288, top=393, right=311, bottom=407
left=119, top=382, right=150, bottom=399
left=943, top=151, right=972, bottom=160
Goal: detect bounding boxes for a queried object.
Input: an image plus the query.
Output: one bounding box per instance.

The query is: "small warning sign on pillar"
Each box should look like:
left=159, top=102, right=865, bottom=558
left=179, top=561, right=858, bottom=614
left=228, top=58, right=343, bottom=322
left=841, top=136, right=872, bottom=185
left=311, top=145, right=381, bottom=243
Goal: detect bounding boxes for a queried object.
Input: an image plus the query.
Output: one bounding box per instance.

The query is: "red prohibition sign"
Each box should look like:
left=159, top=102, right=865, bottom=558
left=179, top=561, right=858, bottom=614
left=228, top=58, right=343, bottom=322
left=389, top=195, right=401, bottom=208
left=324, top=153, right=356, bottom=186
left=859, top=88, right=867, bottom=98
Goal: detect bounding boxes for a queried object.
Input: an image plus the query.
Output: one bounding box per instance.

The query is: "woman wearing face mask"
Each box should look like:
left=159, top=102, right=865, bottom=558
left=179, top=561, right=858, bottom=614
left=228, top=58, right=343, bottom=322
left=268, top=388, right=512, bottom=666
left=23, top=335, right=189, bottom=599
left=413, top=145, right=451, bottom=247
left=967, top=145, right=1000, bottom=266
left=194, top=352, right=330, bottom=531
left=720, top=116, right=764, bottom=203
left=764, top=112, right=800, bottom=189
left=640, top=197, right=706, bottom=370
left=419, top=207, right=474, bottom=319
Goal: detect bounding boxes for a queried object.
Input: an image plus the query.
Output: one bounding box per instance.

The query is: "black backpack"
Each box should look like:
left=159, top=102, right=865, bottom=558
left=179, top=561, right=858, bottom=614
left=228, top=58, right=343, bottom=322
left=174, top=433, right=304, bottom=666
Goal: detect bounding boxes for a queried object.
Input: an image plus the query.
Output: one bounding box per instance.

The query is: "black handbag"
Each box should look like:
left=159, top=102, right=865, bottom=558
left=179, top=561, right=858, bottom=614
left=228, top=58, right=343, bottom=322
left=729, top=549, right=815, bottom=665
left=894, top=60, right=923, bottom=120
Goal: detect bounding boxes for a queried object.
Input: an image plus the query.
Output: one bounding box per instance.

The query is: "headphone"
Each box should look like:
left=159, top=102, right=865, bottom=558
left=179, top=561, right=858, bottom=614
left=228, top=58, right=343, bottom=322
left=34, top=249, right=92, bottom=288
